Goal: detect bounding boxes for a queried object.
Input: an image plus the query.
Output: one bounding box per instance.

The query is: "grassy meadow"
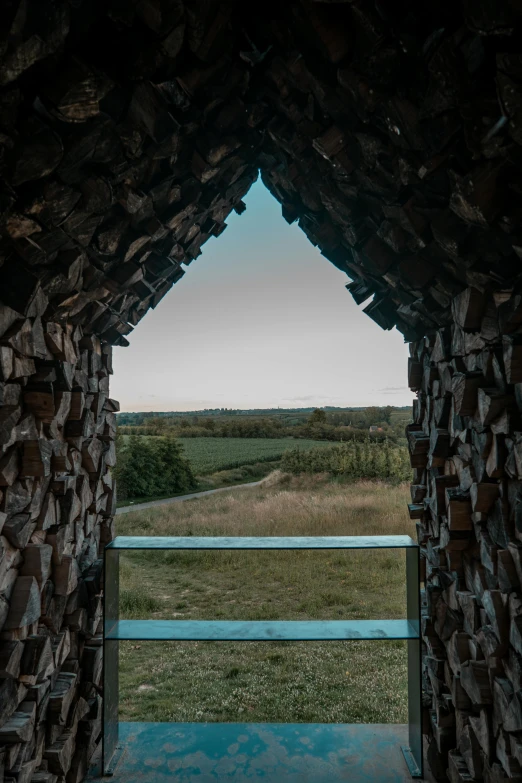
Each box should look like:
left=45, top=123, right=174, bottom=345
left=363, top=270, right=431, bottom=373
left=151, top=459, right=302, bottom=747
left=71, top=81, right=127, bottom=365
left=116, top=475, right=414, bottom=725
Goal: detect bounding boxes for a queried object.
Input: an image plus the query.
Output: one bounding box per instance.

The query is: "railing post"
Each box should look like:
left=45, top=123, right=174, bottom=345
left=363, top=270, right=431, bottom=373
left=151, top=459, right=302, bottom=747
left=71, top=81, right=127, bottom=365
left=402, top=545, right=423, bottom=778
left=103, top=546, right=120, bottom=775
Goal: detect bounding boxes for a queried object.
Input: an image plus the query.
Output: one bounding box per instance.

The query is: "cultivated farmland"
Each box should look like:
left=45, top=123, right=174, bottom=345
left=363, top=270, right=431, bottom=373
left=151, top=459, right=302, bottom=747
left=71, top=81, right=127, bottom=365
left=179, top=437, right=332, bottom=474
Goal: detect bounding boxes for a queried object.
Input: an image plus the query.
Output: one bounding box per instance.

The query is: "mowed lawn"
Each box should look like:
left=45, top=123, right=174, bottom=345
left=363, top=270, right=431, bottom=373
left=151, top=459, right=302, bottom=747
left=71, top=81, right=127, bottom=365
left=180, top=437, right=333, bottom=474
left=116, top=477, right=414, bottom=724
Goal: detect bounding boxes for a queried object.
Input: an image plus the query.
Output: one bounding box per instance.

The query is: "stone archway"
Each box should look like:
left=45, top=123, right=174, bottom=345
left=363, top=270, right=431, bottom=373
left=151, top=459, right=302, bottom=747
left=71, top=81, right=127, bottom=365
left=1, top=1, right=522, bottom=780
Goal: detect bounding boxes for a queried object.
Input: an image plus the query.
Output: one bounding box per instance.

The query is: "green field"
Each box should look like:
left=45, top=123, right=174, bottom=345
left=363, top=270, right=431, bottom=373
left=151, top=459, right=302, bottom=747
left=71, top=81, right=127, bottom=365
left=179, top=437, right=332, bottom=475
left=117, top=477, right=413, bottom=724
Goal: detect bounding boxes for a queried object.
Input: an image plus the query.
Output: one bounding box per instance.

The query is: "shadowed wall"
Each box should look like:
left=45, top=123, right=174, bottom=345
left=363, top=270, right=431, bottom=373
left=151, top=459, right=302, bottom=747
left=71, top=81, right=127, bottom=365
left=1, top=2, right=522, bottom=781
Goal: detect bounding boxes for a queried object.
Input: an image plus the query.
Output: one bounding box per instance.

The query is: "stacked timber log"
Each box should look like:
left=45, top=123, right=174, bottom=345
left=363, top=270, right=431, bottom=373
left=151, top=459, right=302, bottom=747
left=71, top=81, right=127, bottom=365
left=408, top=286, right=522, bottom=782
left=0, top=1, right=522, bottom=780
left=0, top=0, right=520, bottom=347
left=0, top=305, right=114, bottom=782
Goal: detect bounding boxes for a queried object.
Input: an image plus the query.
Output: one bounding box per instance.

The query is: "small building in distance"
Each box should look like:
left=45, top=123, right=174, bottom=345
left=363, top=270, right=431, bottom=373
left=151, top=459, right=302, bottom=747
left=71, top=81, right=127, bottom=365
left=369, top=425, right=384, bottom=433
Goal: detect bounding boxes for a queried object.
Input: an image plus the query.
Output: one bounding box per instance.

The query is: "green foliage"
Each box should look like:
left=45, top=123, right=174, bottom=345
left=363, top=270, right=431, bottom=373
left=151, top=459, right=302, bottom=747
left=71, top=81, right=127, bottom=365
left=117, top=405, right=411, bottom=444
left=308, top=408, right=327, bottom=425
left=281, top=440, right=411, bottom=482
left=118, top=419, right=404, bottom=444
left=117, top=405, right=411, bottom=426
left=180, top=437, right=332, bottom=474
left=115, top=433, right=196, bottom=500
left=153, top=437, right=196, bottom=493
left=119, top=417, right=287, bottom=439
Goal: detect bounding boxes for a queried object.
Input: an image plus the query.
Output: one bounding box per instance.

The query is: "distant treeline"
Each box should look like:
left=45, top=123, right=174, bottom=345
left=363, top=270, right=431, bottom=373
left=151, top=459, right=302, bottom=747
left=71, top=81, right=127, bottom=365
left=117, top=407, right=410, bottom=444
left=117, top=405, right=411, bottom=426
left=281, top=441, right=411, bottom=482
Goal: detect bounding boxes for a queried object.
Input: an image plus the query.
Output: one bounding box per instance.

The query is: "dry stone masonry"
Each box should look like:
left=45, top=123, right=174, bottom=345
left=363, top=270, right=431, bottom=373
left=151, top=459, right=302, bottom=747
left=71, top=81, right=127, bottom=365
left=1, top=0, right=522, bottom=780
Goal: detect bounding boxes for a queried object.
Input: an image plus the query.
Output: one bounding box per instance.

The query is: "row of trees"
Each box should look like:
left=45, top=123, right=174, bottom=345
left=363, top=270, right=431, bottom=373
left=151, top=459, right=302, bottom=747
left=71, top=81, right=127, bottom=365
left=281, top=440, right=411, bottom=482
left=316, top=406, right=396, bottom=427
left=117, top=406, right=403, bottom=427
left=118, top=408, right=405, bottom=444
left=115, top=434, right=196, bottom=500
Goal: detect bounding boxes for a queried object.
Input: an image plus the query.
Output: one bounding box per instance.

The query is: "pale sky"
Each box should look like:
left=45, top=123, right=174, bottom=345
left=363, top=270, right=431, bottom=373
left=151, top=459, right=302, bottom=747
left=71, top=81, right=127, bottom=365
left=112, top=180, right=413, bottom=412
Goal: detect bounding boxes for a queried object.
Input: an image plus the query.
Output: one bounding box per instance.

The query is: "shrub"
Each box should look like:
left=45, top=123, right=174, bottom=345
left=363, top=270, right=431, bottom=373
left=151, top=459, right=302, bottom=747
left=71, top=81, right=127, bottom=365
left=281, top=439, right=411, bottom=482
left=115, top=433, right=197, bottom=500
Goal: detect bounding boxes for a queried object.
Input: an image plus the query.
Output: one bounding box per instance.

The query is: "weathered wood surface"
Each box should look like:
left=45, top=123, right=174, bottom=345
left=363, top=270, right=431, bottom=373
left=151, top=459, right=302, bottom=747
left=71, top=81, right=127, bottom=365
left=0, top=1, right=520, bottom=347
left=0, top=313, right=111, bottom=779
left=411, top=311, right=522, bottom=781
left=0, top=1, right=521, bottom=781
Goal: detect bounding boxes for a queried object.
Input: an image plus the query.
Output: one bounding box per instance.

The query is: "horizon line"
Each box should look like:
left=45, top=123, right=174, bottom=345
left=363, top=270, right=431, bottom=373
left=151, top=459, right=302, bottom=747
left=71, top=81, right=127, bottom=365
left=117, top=404, right=412, bottom=414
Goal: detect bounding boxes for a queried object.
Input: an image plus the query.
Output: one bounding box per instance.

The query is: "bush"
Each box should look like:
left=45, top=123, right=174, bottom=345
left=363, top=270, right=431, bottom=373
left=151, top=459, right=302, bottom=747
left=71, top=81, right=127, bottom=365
left=115, top=433, right=197, bottom=500
left=281, top=439, right=411, bottom=482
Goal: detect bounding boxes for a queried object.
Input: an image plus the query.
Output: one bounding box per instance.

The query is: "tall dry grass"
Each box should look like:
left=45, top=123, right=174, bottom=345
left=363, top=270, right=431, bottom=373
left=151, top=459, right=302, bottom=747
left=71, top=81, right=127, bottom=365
left=118, top=474, right=413, bottom=539
left=116, top=476, right=414, bottom=724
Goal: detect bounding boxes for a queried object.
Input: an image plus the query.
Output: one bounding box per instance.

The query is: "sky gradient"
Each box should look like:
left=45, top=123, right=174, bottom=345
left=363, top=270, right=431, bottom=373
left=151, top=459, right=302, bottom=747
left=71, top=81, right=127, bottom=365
left=112, top=180, right=412, bottom=412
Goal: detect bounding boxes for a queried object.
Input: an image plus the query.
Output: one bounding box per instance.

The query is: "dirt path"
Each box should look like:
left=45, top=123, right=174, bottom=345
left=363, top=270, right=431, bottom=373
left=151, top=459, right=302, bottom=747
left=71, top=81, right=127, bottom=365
left=115, top=480, right=264, bottom=515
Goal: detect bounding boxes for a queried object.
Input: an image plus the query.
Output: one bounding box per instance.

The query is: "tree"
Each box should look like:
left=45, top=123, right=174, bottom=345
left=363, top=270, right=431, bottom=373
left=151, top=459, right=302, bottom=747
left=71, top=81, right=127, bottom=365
left=308, top=408, right=327, bottom=425
left=154, top=436, right=197, bottom=495
left=115, top=434, right=159, bottom=498
left=115, top=433, right=196, bottom=499
left=149, top=416, right=167, bottom=431
left=381, top=406, right=394, bottom=425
